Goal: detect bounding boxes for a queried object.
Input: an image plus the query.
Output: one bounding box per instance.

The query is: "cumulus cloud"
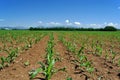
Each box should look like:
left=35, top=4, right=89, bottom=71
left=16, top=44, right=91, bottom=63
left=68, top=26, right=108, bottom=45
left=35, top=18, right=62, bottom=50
left=74, top=22, right=81, bottom=25
left=0, top=19, right=5, bottom=21
left=88, top=23, right=103, bottom=28
left=65, top=19, right=69, bottom=23
left=104, top=22, right=107, bottom=25
left=49, top=22, right=61, bottom=25
left=47, top=22, right=61, bottom=26
left=103, top=22, right=120, bottom=29
left=104, top=22, right=118, bottom=27
left=118, top=6, right=120, bottom=9
left=107, top=22, right=114, bottom=26
left=38, top=21, right=42, bottom=24
left=37, top=20, right=120, bottom=29
left=90, top=24, right=97, bottom=26
left=65, top=19, right=72, bottom=25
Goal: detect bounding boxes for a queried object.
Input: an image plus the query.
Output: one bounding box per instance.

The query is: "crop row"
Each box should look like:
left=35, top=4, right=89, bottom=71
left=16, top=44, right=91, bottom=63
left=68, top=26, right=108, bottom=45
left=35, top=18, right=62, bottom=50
left=57, top=31, right=120, bottom=79
left=58, top=32, right=120, bottom=66
left=29, top=33, right=66, bottom=80
left=58, top=34, right=94, bottom=74
left=0, top=31, right=47, bottom=70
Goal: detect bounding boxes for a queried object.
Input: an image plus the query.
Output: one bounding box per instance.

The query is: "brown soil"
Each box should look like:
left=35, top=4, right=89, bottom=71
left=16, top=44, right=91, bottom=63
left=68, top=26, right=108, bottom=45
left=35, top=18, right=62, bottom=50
left=0, top=33, right=120, bottom=80
left=51, top=35, right=81, bottom=80
left=0, top=36, right=49, bottom=80
left=86, top=53, right=120, bottom=80
left=63, top=34, right=120, bottom=80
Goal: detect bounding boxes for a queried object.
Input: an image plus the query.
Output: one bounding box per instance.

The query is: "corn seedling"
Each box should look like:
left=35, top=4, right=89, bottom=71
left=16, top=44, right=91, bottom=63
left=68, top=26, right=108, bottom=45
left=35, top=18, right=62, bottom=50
left=95, top=46, right=102, bottom=56
left=75, top=49, right=94, bottom=73
left=110, top=49, right=117, bottom=63
left=0, top=47, right=19, bottom=69
left=66, top=77, right=73, bottom=80
left=29, top=33, right=65, bottom=80
left=66, top=42, right=76, bottom=53
left=6, top=48, right=18, bottom=63
left=77, top=46, right=84, bottom=56
left=24, top=60, right=30, bottom=66
left=0, top=56, right=6, bottom=69
left=118, top=59, right=120, bottom=66
left=59, top=35, right=76, bottom=53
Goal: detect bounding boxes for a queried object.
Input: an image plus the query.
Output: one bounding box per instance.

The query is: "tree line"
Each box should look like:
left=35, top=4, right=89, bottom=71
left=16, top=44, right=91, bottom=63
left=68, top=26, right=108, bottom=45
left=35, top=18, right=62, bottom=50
left=29, top=26, right=118, bottom=31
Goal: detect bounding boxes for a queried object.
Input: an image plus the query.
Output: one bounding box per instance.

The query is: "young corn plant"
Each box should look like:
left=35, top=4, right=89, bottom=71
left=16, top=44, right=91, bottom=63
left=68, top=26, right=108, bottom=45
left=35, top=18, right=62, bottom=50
left=29, top=33, right=65, bottom=80
left=95, top=46, right=103, bottom=56
left=0, top=47, right=19, bottom=69
left=66, top=42, right=76, bottom=53
left=59, top=35, right=76, bottom=53
left=105, top=53, right=109, bottom=62
left=75, top=47, right=94, bottom=73
left=24, top=60, right=30, bottom=66
left=118, top=59, right=120, bottom=66
left=34, top=33, right=47, bottom=44
left=110, top=49, right=117, bottom=63
left=0, top=56, right=7, bottom=69
left=80, top=61, right=94, bottom=73
left=25, top=38, right=33, bottom=48
left=6, top=48, right=19, bottom=63
left=66, top=77, right=73, bottom=80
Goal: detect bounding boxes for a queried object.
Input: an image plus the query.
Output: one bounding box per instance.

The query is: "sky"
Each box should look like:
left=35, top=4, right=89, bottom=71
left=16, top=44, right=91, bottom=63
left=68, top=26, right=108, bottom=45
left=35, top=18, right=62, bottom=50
left=0, top=0, right=120, bottom=29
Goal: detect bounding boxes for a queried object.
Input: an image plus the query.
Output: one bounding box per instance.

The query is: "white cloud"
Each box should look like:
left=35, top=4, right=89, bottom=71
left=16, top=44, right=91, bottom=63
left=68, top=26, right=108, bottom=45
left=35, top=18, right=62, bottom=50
left=104, top=22, right=118, bottom=27
left=37, top=20, right=120, bottom=29
left=90, top=24, right=97, bottom=26
left=118, top=6, right=120, bottom=9
left=38, top=21, right=42, bottom=24
left=87, top=23, right=103, bottom=28
left=104, top=22, right=107, bottom=25
left=88, top=22, right=119, bottom=28
left=103, top=22, right=120, bottom=29
left=74, top=22, right=81, bottom=25
left=67, top=23, right=73, bottom=25
left=65, top=19, right=69, bottom=23
left=0, top=19, right=5, bottom=21
left=107, top=22, right=114, bottom=26
left=65, top=19, right=73, bottom=25
left=47, top=22, right=61, bottom=26
left=50, top=22, right=60, bottom=25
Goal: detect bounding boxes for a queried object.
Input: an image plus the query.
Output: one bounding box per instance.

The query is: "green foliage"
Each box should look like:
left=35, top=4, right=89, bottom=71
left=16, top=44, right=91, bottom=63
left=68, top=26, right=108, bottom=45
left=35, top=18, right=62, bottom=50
left=118, top=59, right=120, bottom=66
left=24, top=60, right=30, bottom=66
left=110, top=49, right=117, bottom=63
left=66, top=77, right=73, bottom=80
left=0, top=56, right=6, bottom=69
left=29, top=68, right=42, bottom=79
left=95, top=46, right=102, bottom=56
left=29, top=33, right=65, bottom=80
left=29, top=26, right=118, bottom=31
left=104, top=26, right=117, bottom=31
left=0, top=31, right=47, bottom=70
left=59, top=35, right=76, bottom=53
left=78, top=46, right=84, bottom=56
left=6, top=48, right=18, bottom=63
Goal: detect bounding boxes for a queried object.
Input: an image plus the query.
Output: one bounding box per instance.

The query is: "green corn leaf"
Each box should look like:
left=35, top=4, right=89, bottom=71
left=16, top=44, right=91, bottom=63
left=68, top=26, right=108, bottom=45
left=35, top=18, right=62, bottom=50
left=30, top=68, right=42, bottom=79
left=79, top=55, right=87, bottom=62
left=1, top=56, right=6, bottom=65
left=86, top=67, right=94, bottom=73
left=38, top=62, right=46, bottom=71
left=66, top=77, right=73, bottom=80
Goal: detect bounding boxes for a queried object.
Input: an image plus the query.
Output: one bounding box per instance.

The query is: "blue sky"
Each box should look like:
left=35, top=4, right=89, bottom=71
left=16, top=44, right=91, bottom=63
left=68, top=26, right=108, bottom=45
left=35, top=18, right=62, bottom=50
left=0, top=0, right=120, bottom=28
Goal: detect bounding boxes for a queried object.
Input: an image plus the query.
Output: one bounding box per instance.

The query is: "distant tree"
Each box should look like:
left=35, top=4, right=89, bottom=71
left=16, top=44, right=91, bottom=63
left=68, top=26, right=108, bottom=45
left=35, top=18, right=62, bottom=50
left=29, top=27, right=34, bottom=30
left=104, top=26, right=117, bottom=31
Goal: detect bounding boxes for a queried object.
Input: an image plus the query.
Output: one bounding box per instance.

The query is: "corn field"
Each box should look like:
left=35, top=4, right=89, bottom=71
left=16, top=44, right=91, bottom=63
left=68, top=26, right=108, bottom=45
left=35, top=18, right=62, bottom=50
left=0, top=30, right=120, bottom=80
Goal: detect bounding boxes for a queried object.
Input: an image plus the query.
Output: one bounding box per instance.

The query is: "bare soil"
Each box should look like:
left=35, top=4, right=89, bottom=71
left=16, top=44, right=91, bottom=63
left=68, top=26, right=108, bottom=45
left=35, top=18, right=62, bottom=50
left=0, top=34, right=120, bottom=80
left=0, top=36, right=49, bottom=80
